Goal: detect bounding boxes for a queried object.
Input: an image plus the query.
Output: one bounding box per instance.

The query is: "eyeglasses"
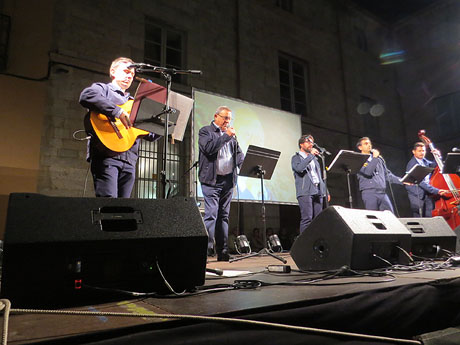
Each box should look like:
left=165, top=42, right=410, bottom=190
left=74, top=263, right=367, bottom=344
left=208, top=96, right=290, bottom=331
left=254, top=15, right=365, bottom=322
left=217, top=114, right=232, bottom=121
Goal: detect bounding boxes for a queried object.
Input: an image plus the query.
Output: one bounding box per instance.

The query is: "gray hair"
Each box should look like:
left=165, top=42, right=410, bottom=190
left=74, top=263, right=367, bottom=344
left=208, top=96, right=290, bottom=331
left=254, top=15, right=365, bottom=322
left=215, top=106, right=232, bottom=115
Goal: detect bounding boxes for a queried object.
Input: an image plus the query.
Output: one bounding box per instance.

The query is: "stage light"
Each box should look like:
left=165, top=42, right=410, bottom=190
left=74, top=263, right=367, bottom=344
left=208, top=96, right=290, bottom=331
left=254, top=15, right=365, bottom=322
left=267, top=234, right=283, bottom=253
left=235, top=235, right=251, bottom=254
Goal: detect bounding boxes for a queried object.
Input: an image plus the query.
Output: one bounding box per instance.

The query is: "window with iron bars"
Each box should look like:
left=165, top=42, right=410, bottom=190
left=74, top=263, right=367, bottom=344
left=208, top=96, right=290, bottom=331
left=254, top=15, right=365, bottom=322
left=134, top=137, right=190, bottom=199
left=137, top=18, right=189, bottom=199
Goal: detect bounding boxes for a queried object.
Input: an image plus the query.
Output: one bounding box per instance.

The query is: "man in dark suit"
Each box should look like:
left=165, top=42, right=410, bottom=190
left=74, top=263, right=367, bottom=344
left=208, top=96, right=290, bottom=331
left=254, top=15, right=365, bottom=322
left=198, top=106, right=244, bottom=261
left=356, top=137, right=403, bottom=212
left=405, top=142, right=446, bottom=217
left=291, top=134, right=329, bottom=233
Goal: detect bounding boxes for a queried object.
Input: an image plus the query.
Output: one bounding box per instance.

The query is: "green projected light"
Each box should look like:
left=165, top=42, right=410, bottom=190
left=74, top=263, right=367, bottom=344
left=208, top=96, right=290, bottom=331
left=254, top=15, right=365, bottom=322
left=192, top=89, right=302, bottom=204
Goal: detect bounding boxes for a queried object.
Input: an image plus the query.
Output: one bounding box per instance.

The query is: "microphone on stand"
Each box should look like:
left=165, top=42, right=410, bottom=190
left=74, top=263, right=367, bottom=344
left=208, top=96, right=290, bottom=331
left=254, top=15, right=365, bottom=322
left=313, top=143, right=331, bottom=156
left=129, top=63, right=203, bottom=75
left=128, top=63, right=149, bottom=69
left=452, top=147, right=460, bottom=152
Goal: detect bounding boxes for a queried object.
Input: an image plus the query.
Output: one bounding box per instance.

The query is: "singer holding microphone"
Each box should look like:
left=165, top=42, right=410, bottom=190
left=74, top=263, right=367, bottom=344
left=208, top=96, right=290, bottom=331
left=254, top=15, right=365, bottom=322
left=198, top=106, right=244, bottom=261
left=291, top=134, right=329, bottom=234
left=356, top=137, right=403, bottom=212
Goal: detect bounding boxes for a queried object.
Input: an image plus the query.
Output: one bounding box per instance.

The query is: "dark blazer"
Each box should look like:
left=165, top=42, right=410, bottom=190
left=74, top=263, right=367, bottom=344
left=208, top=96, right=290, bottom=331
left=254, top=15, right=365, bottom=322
left=291, top=152, right=327, bottom=198
left=405, top=156, right=439, bottom=199
left=198, top=122, right=244, bottom=186
left=80, top=82, right=158, bottom=164
left=357, top=156, right=401, bottom=191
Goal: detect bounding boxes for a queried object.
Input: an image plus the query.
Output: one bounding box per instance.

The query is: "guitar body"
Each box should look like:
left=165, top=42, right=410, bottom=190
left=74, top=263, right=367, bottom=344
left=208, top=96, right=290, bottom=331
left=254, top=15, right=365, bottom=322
left=87, top=100, right=149, bottom=152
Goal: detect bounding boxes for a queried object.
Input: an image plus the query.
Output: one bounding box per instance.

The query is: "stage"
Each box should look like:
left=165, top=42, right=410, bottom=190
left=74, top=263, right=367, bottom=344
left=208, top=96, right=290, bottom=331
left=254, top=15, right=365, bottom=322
left=5, top=252, right=460, bottom=345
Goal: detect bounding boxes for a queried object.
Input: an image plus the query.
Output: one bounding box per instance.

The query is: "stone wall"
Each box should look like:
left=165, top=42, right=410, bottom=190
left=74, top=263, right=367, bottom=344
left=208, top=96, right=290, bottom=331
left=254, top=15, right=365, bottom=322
left=5, top=0, right=453, bottom=232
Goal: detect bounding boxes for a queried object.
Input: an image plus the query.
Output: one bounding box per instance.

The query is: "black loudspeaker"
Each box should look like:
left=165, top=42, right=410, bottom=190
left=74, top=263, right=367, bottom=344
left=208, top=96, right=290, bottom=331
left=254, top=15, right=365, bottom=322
left=290, top=206, right=412, bottom=271
left=455, top=225, right=460, bottom=252
left=1, top=193, right=208, bottom=307
left=399, top=217, right=457, bottom=257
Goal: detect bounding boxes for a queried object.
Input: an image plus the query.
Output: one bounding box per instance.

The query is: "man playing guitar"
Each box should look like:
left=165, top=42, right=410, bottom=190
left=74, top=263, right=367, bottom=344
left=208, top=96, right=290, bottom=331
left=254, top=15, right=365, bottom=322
left=79, top=57, right=160, bottom=197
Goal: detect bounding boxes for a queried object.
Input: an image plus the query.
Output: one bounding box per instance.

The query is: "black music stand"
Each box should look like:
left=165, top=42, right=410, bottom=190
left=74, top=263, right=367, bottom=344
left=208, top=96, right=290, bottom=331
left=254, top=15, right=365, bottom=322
left=327, top=150, right=369, bottom=208
left=133, top=67, right=196, bottom=199
left=400, top=164, right=434, bottom=217
left=230, top=145, right=286, bottom=264
left=134, top=97, right=179, bottom=136
left=442, top=153, right=460, bottom=175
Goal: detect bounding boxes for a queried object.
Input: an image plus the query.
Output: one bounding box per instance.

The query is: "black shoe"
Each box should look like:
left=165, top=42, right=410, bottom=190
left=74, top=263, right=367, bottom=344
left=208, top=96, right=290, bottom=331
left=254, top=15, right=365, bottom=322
left=217, top=252, right=230, bottom=262
left=207, top=248, right=215, bottom=257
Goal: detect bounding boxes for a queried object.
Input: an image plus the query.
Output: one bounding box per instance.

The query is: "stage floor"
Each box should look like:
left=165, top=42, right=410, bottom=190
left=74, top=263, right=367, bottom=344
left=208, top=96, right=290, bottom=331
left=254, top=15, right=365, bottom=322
left=6, top=252, right=460, bottom=344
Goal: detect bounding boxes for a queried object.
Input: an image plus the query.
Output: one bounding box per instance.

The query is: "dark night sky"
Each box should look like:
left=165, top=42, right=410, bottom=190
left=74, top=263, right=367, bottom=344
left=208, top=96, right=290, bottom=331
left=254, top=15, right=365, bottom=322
left=349, top=0, right=441, bottom=23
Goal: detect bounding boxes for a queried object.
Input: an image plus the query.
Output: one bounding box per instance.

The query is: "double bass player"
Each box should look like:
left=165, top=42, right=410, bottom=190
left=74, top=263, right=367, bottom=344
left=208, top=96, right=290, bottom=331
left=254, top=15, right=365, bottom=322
left=405, top=141, right=447, bottom=217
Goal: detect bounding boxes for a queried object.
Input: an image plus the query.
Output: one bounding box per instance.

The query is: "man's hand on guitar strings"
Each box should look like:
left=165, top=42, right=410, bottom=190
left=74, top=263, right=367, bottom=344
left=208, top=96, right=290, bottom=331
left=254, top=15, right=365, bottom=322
left=120, top=111, right=132, bottom=129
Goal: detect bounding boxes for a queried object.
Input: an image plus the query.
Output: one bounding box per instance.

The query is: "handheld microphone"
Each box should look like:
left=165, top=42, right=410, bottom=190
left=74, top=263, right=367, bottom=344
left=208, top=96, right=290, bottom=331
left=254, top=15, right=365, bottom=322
left=371, top=149, right=385, bottom=161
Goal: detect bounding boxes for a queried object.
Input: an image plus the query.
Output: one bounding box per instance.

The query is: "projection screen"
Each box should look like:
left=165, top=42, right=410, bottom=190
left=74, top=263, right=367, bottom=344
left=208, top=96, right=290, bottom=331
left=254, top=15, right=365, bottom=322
left=192, top=89, right=302, bottom=204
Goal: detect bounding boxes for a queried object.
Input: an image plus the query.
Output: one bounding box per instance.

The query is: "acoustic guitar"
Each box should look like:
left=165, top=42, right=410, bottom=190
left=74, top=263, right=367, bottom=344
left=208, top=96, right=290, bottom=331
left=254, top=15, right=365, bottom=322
left=86, top=100, right=150, bottom=152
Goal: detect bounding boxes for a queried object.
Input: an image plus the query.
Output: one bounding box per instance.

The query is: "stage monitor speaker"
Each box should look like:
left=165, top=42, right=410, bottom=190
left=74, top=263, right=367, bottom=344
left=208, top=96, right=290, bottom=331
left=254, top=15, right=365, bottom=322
left=455, top=226, right=460, bottom=252
left=1, top=193, right=208, bottom=308
left=399, top=217, right=457, bottom=258
left=290, top=206, right=412, bottom=271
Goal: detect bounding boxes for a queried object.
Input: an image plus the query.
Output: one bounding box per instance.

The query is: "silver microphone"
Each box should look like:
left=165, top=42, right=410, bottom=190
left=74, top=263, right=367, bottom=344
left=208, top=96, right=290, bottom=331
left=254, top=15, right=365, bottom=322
left=371, top=149, right=385, bottom=161
left=127, top=63, right=148, bottom=69
left=313, top=142, right=331, bottom=156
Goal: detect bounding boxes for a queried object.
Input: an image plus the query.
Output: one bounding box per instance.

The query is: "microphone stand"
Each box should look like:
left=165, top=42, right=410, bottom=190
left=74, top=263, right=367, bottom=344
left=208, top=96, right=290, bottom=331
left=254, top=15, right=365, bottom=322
left=167, top=161, right=199, bottom=199
left=380, top=156, right=400, bottom=217
left=314, top=144, right=330, bottom=208
left=135, top=64, right=202, bottom=199
left=317, top=152, right=329, bottom=208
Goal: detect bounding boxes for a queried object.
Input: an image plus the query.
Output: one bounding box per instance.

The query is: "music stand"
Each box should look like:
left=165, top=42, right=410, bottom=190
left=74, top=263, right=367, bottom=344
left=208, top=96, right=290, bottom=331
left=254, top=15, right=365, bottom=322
left=327, top=150, right=369, bottom=208
left=442, top=153, right=460, bottom=175
left=400, top=164, right=434, bottom=217
left=230, top=145, right=286, bottom=264
left=134, top=96, right=178, bottom=136
left=131, top=79, right=194, bottom=198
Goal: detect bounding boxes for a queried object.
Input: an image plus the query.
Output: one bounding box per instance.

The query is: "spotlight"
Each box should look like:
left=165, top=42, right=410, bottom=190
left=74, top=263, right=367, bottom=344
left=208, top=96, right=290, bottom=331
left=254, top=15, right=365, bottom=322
left=235, top=235, right=251, bottom=254
left=267, top=234, right=283, bottom=253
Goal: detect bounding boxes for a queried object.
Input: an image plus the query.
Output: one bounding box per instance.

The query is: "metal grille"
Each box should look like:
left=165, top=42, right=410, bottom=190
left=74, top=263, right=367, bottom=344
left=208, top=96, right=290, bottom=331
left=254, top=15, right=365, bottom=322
left=135, top=139, right=184, bottom=199
left=136, top=140, right=159, bottom=199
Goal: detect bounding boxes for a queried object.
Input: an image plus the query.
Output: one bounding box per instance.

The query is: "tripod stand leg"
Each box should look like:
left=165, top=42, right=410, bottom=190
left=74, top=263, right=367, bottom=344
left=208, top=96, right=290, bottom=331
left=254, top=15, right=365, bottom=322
left=260, top=248, right=287, bottom=264
left=229, top=251, right=260, bottom=263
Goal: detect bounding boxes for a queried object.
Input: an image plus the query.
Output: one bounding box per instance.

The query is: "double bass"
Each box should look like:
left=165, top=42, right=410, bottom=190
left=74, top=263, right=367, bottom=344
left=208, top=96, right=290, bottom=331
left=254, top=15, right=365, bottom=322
left=418, top=130, right=460, bottom=229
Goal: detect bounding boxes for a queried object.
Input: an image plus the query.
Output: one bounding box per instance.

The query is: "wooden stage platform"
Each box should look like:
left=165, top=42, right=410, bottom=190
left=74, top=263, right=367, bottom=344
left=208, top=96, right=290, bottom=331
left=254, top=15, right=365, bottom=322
left=5, top=252, right=460, bottom=344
